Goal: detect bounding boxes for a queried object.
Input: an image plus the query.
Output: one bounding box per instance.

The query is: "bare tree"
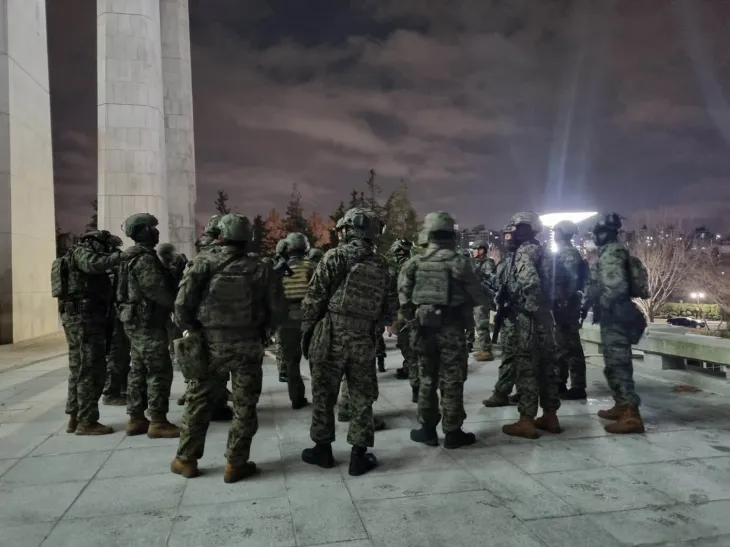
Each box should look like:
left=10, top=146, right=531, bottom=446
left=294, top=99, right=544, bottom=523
left=627, top=224, right=695, bottom=322
left=696, top=248, right=730, bottom=328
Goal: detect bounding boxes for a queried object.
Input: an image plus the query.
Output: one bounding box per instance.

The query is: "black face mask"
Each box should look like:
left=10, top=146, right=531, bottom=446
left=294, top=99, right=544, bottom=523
left=135, top=226, right=160, bottom=247
left=592, top=229, right=616, bottom=247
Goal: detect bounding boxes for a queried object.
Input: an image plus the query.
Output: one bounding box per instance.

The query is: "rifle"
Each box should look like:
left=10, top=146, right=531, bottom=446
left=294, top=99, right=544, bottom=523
left=491, top=251, right=517, bottom=344
left=273, top=257, right=294, bottom=277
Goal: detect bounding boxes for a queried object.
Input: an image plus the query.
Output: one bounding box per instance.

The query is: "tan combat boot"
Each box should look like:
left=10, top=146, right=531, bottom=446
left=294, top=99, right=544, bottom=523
left=170, top=458, right=200, bottom=478
left=223, top=461, right=257, bottom=484
left=597, top=404, right=624, bottom=421
left=148, top=416, right=181, bottom=439
left=502, top=415, right=540, bottom=439
left=75, top=422, right=114, bottom=436
left=482, top=392, right=510, bottom=407
left=125, top=414, right=150, bottom=436
left=473, top=350, right=495, bottom=362
left=535, top=410, right=563, bottom=434
left=604, top=407, right=645, bottom=434
left=66, top=414, right=78, bottom=434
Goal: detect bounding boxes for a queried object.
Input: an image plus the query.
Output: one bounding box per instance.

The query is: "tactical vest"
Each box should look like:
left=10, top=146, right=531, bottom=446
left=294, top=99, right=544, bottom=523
left=197, top=256, right=259, bottom=329
left=328, top=257, right=387, bottom=321
left=282, top=258, right=311, bottom=302
left=412, top=254, right=452, bottom=306
left=50, top=254, right=71, bottom=300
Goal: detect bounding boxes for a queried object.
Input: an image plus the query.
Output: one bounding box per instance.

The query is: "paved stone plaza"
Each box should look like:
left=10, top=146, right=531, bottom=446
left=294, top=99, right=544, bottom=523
left=2, top=338, right=730, bottom=546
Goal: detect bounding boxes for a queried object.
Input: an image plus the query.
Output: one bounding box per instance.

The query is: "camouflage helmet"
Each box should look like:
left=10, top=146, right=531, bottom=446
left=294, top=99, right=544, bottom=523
left=417, top=230, right=428, bottom=247
left=389, top=238, right=413, bottom=256
left=457, top=248, right=472, bottom=259
left=218, top=213, right=251, bottom=242
left=553, top=220, right=579, bottom=240
left=593, top=213, right=622, bottom=233
left=341, top=207, right=380, bottom=242
left=275, top=238, right=288, bottom=255
left=509, top=212, right=542, bottom=234
left=423, top=211, right=456, bottom=233
left=121, top=213, right=158, bottom=238
left=203, top=215, right=222, bottom=237
left=335, top=217, right=345, bottom=230
left=157, top=242, right=175, bottom=256
left=471, top=240, right=488, bottom=250
left=285, top=232, right=309, bottom=252
left=307, top=248, right=323, bottom=261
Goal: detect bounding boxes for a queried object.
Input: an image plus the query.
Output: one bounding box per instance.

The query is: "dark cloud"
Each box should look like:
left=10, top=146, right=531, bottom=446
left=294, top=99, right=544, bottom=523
left=50, top=0, right=730, bottom=234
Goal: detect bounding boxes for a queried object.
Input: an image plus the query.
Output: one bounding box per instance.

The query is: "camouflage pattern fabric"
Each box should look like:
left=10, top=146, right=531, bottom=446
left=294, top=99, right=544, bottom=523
left=472, top=257, right=495, bottom=351
left=375, top=326, right=386, bottom=359
left=396, top=323, right=418, bottom=389
left=302, top=239, right=395, bottom=448
left=103, top=312, right=130, bottom=398
left=118, top=244, right=176, bottom=418
left=493, top=318, right=516, bottom=395
left=501, top=243, right=561, bottom=417
left=61, top=243, right=120, bottom=425
left=591, top=241, right=642, bottom=408
left=398, top=242, right=485, bottom=433
left=176, top=338, right=264, bottom=464
left=274, top=331, right=284, bottom=375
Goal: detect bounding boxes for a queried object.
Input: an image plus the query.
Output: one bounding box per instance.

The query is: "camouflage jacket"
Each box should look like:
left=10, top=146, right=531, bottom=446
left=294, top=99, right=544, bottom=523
left=549, top=243, right=584, bottom=309
left=301, top=239, right=397, bottom=333
left=67, top=243, right=118, bottom=312
left=590, top=241, right=632, bottom=315
left=119, top=245, right=175, bottom=311
left=501, top=242, right=546, bottom=316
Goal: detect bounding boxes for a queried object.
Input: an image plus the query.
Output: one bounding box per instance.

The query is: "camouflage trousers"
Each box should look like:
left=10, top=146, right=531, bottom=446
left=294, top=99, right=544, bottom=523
left=62, top=311, right=106, bottom=425
left=412, top=324, right=468, bottom=433
left=493, top=321, right=516, bottom=395
left=473, top=305, right=493, bottom=351
left=103, top=316, right=130, bottom=398
left=555, top=319, right=587, bottom=390
left=375, top=326, right=386, bottom=360
left=278, top=323, right=306, bottom=403
left=177, top=337, right=264, bottom=464
left=396, top=325, right=419, bottom=389
left=502, top=314, right=561, bottom=417
left=311, top=328, right=376, bottom=448
left=274, top=331, right=284, bottom=375
left=124, top=324, right=174, bottom=418
left=600, top=321, right=641, bottom=408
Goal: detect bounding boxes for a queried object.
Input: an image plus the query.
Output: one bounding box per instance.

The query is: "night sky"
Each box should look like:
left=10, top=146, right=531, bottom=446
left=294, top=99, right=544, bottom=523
left=48, top=0, right=730, bottom=235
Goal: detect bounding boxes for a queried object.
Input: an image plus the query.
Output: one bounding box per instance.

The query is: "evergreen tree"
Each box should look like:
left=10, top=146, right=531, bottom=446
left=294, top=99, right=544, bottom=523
left=251, top=214, right=269, bottom=254
left=85, top=199, right=98, bottom=231
left=213, top=190, right=231, bottom=215
left=348, top=189, right=364, bottom=209
left=381, top=179, right=419, bottom=254
left=280, top=183, right=316, bottom=245
left=327, top=201, right=346, bottom=248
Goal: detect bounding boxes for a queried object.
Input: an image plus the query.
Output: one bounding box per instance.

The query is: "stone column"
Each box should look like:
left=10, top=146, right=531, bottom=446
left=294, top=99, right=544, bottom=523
left=97, top=0, right=168, bottom=247
left=160, top=0, right=196, bottom=259
left=0, top=0, right=59, bottom=344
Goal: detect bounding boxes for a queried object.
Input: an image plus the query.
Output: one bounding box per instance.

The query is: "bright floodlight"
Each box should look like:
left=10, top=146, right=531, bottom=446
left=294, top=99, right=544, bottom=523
left=539, top=212, right=599, bottom=228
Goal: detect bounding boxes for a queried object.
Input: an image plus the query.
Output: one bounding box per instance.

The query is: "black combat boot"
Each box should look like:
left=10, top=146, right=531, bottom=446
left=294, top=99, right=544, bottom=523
left=444, top=429, right=477, bottom=449
left=410, top=425, right=439, bottom=446
left=278, top=372, right=288, bottom=383
left=395, top=366, right=408, bottom=380
left=561, top=387, right=587, bottom=400
left=558, top=383, right=567, bottom=395
left=349, top=446, right=377, bottom=476
left=292, top=398, right=309, bottom=410
left=377, top=356, right=386, bottom=373
left=411, top=386, right=419, bottom=403
left=301, top=443, right=335, bottom=469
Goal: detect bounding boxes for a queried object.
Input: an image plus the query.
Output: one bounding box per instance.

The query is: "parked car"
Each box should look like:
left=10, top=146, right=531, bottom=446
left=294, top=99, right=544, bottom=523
left=667, top=316, right=708, bottom=328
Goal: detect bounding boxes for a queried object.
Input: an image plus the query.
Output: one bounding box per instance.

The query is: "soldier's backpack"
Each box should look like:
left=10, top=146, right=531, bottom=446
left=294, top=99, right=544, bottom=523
left=412, top=254, right=451, bottom=307
left=197, top=255, right=257, bottom=329
left=627, top=255, right=650, bottom=299
left=328, top=254, right=388, bottom=321
left=50, top=254, right=70, bottom=299
left=282, top=258, right=311, bottom=302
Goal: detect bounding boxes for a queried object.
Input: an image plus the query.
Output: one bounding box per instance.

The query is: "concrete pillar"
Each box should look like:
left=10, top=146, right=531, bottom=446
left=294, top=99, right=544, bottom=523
left=160, top=0, right=196, bottom=259
left=97, top=0, right=168, bottom=247
left=0, top=0, right=59, bottom=344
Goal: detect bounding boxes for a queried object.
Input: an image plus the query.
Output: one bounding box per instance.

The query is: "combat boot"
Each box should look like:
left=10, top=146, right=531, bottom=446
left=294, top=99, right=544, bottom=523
left=466, top=342, right=473, bottom=353
left=102, top=395, right=127, bottom=406
left=482, top=392, right=510, bottom=407
left=411, top=386, right=418, bottom=403
left=558, top=383, right=567, bottom=395
left=278, top=372, right=288, bottom=383
left=597, top=403, right=624, bottom=421
left=170, top=458, right=200, bottom=478
left=473, top=350, right=494, bottom=362
left=444, top=429, right=476, bottom=449
left=561, top=387, right=587, bottom=400
left=604, top=407, right=645, bottom=434
left=66, top=414, right=78, bottom=434
left=223, top=461, right=257, bottom=483
left=337, top=408, right=350, bottom=422
left=349, top=446, right=377, bottom=476
left=394, top=367, right=408, bottom=380
left=148, top=416, right=181, bottom=439
left=535, top=410, right=563, bottom=434
left=75, top=422, right=114, bottom=436
left=176, top=395, right=186, bottom=406
left=301, top=443, right=335, bottom=469
left=502, top=415, right=540, bottom=439
left=125, top=414, right=150, bottom=436
left=291, top=398, right=309, bottom=410
left=373, top=415, right=385, bottom=431
left=509, top=392, right=521, bottom=404
left=410, top=425, right=439, bottom=446
left=377, top=356, right=386, bottom=373
left=211, top=405, right=234, bottom=421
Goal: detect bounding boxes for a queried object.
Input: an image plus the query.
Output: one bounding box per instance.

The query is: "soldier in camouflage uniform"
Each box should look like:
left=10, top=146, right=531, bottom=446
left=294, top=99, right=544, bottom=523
left=274, top=238, right=289, bottom=383
left=497, top=213, right=562, bottom=439
left=117, top=213, right=180, bottom=438
left=399, top=212, right=483, bottom=448
left=583, top=213, right=645, bottom=434
left=301, top=208, right=395, bottom=476
left=102, top=234, right=130, bottom=406
left=550, top=221, right=589, bottom=400
left=471, top=241, right=495, bottom=361
left=279, top=232, right=316, bottom=408
left=56, top=230, right=121, bottom=435
left=171, top=214, right=283, bottom=482
left=158, top=242, right=188, bottom=363
left=308, top=247, right=323, bottom=264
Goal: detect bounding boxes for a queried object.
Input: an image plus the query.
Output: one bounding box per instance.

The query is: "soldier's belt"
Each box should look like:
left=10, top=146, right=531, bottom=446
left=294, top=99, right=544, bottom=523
left=327, top=312, right=374, bottom=331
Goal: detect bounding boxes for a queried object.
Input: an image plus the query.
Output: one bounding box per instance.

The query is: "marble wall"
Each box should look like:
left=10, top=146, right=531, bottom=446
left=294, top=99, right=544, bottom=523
left=0, top=0, right=60, bottom=344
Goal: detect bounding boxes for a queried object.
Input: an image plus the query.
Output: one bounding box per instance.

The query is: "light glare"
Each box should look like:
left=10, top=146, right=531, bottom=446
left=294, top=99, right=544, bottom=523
left=539, top=212, right=599, bottom=228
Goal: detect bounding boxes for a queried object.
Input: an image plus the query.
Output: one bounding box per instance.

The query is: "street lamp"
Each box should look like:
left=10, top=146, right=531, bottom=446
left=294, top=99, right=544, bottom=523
left=689, top=292, right=705, bottom=318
